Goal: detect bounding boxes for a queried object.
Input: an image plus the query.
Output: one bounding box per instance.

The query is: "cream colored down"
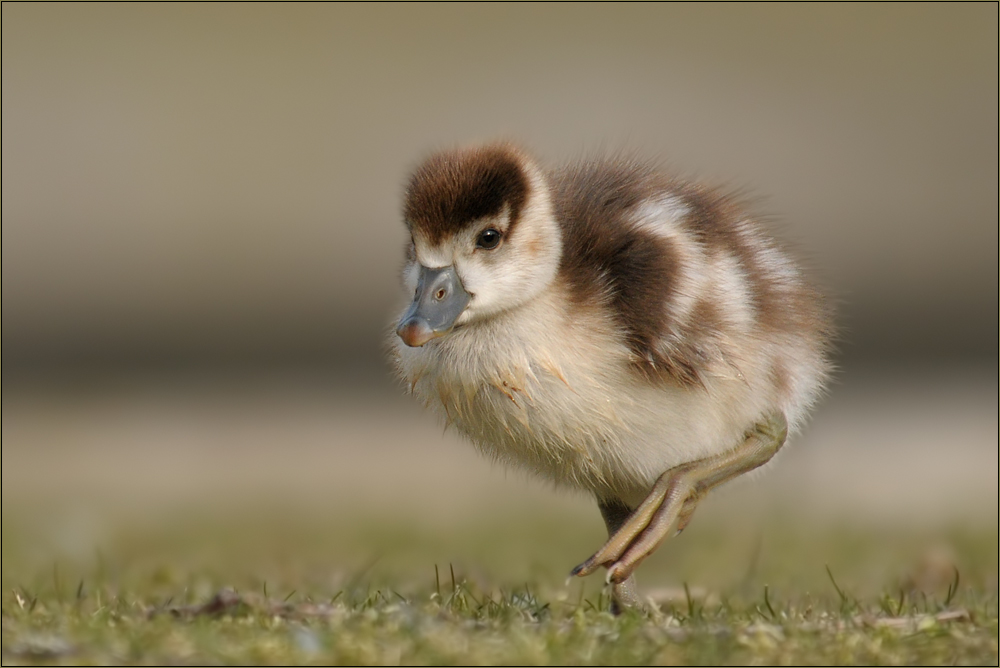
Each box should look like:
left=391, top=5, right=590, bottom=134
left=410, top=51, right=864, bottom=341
left=392, top=169, right=827, bottom=509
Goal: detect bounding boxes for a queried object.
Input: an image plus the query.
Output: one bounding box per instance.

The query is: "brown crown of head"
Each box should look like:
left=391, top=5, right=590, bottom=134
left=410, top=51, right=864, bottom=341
left=404, top=143, right=533, bottom=246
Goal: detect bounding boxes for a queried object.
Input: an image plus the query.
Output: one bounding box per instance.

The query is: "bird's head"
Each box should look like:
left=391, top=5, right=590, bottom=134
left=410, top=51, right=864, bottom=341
left=396, top=143, right=562, bottom=347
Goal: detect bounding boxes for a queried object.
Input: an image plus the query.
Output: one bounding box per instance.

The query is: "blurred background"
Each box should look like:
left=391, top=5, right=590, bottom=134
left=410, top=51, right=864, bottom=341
left=3, top=4, right=996, bottom=595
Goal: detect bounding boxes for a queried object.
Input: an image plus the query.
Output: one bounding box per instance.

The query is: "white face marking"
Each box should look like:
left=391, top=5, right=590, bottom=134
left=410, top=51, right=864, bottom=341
left=414, top=244, right=454, bottom=269
left=413, top=204, right=510, bottom=269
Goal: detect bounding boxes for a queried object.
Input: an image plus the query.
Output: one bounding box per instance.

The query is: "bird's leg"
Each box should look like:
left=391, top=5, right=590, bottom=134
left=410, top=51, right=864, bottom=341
left=573, top=412, right=788, bottom=586
left=597, top=499, right=641, bottom=615
left=673, top=490, right=705, bottom=536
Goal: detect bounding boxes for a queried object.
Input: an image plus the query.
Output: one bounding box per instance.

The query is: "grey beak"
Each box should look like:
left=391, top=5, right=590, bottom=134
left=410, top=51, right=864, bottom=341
left=396, top=265, right=471, bottom=347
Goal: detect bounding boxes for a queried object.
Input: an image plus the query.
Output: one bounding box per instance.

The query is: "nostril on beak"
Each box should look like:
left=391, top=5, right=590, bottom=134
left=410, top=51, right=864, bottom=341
left=434, top=288, right=446, bottom=301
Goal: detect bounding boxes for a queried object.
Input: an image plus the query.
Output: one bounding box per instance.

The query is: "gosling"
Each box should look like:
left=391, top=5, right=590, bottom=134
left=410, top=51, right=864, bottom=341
left=389, top=142, right=832, bottom=612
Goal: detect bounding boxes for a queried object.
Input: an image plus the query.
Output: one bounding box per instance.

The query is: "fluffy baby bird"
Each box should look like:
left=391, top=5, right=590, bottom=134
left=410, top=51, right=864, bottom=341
left=390, top=142, right=831, bottom=612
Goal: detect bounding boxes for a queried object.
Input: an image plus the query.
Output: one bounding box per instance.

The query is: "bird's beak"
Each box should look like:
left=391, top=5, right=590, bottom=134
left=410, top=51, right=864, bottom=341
left=396, top=265, right=471, bottom=347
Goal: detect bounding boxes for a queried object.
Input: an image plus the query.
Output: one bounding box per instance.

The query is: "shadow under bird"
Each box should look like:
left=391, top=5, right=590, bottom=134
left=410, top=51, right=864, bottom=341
left=390, top=142, right=832, bottom=613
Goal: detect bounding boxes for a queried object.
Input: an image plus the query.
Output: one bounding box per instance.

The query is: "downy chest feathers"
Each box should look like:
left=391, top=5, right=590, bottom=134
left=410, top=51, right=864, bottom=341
left=391, top=287, right=742, bottom=505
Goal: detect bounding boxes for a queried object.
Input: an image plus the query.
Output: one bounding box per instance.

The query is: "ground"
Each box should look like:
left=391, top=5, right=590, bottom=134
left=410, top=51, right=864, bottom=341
left=2, top=369, right=997, bottom=665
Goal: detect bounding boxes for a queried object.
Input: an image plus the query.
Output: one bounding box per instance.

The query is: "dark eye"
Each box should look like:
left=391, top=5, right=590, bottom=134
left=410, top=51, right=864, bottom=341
left=476, top=228, right=502, bottom=250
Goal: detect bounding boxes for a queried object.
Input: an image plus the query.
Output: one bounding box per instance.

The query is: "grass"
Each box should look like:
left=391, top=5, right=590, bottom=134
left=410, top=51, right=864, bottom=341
left=2, top=507, right=997, bottom=665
